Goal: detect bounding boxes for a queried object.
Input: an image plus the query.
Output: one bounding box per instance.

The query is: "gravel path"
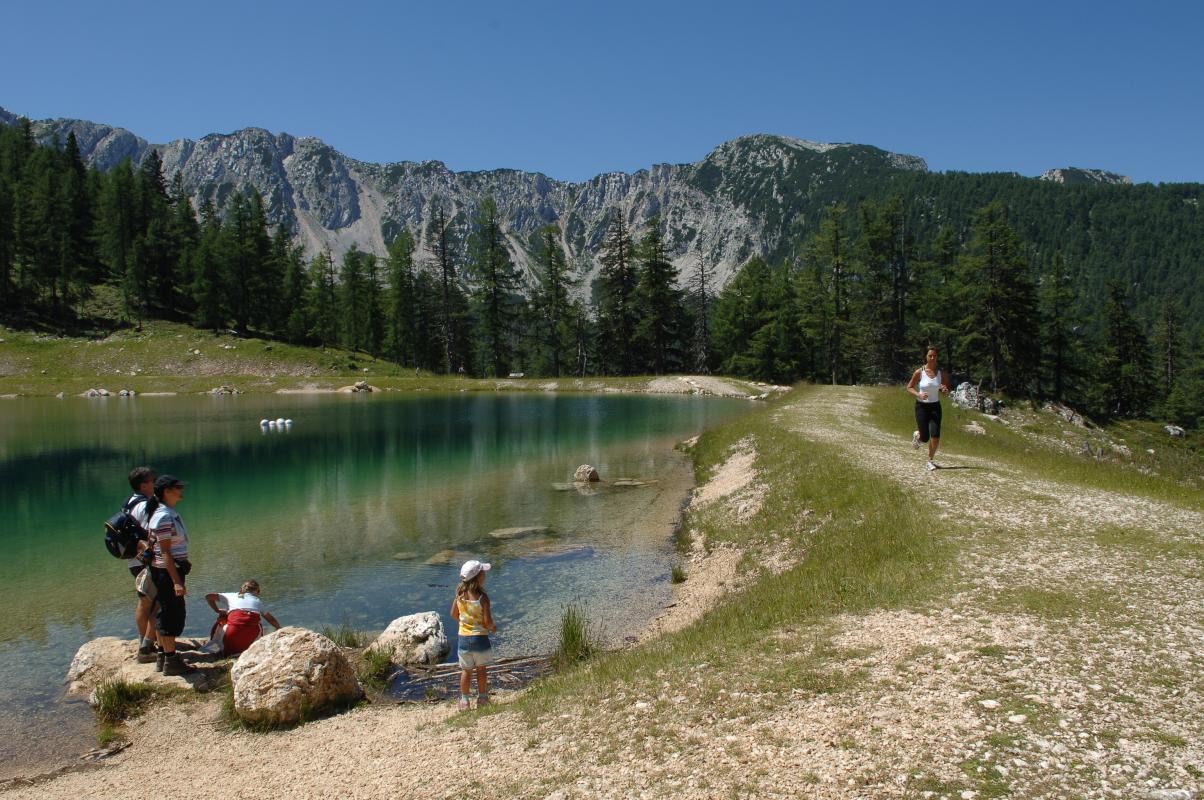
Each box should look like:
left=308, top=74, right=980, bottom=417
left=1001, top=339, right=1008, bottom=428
left=6, top=386, right=1199, bottom=799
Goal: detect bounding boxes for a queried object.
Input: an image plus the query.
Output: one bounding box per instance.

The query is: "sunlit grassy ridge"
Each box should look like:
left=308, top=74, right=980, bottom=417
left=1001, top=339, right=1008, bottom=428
left=865, top=387, right=1203, bottom=509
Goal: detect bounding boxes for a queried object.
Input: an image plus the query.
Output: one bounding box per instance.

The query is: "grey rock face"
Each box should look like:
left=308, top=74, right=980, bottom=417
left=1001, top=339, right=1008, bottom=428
left=9, top=108, right=929, bottom=293
left=1040, top=167, right=1132, bottom=186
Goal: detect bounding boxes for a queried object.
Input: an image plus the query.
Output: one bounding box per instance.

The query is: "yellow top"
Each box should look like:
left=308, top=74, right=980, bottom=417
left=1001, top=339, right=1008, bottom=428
left=457, top=595, right=488, bottom=636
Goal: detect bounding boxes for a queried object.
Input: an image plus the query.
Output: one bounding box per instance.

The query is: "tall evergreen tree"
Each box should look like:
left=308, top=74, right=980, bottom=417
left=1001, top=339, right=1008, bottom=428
left=466, top=196, right=523, bottom=376
left=955, top=202, right=1040, bottom=393
left=426, top=202, right=460, bottom=373
left=384, top=230, right=419, bottom=366
left=805, top=204, right=851, bottom=384
left=307, top=250, right=338, bottom=347
left=1039, top=252, right=1084, bottom=402
left=1151, top=297, right=1184, bottom=400
left=633, top=216, right=685, bottom=374
left=594, top=210, right=639, bottom=375
left=1093, top=281, right=1151, bottom=418
left=280, top=241, right=311, bottom=344
left=191, top=200, right=225, bottom=330
left=686, top=253, right=715, bottom=373
left=531, top=225, right=576, bottom=376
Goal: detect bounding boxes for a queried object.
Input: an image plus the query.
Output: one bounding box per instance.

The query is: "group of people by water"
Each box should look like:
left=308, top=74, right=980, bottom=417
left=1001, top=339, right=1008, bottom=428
left=118, top=467, right=281, bottom=676
left=116, top=467, right=500, bottom=706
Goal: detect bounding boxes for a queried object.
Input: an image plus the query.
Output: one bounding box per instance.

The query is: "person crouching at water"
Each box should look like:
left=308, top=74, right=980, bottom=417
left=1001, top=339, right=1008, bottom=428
left=204, top=580, right=281, bottom=656
left=906, top=345, right=951, bottom=471
left=147, top=475, right=194, bottom=675
left=450, top=560, right=497, bottom=711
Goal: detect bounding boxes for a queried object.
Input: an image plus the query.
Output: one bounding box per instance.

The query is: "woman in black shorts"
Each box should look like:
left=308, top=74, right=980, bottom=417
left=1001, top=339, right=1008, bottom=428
left=906, top=346, right=951, bottom=471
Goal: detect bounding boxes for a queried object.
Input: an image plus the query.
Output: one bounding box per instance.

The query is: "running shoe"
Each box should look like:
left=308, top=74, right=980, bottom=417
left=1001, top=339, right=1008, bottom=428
left=457, top=696, right=470, bottom=712
left=911, top=431, right=921, bottom=450
left=925, top=460, right=937, bottom=471
left=477, top=694, right=490, bottom=708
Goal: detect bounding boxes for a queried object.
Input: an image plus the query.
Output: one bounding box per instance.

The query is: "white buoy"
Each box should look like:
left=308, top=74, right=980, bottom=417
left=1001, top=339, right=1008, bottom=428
left=275, top=417, right=285, bottom=426
left=284, top=419, right=293, bottom=426
left=259, top=419, right=269, bottom=427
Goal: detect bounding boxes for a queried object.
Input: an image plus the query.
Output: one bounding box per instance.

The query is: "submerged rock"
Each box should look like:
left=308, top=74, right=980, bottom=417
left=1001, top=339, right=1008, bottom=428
left=573, top=464, right=600, bottom=483
left=487, top=525, right=552, bottom=540
left=424, top=549, right=458, bottom=566
left=231, top=627, right=362, bottom=725
left=369, top=612, right=449, bottom=666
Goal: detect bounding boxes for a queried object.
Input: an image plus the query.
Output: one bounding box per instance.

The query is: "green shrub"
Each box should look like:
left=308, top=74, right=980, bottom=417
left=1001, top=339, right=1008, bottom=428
left=320, top=618, right=364, bottom=648
left=670, top=565, right=687, bottom=584
left=92, top=679, right=157, bottom=725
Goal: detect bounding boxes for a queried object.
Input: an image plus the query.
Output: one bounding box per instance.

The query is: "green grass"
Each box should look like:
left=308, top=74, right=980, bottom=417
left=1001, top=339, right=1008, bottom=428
left=518, top=385, right=953, bottom=720
left=866, top=387, right=1203, bottom=510
left=92, top=678, right=161, bottom=725
left=320, top=618, right=365, bottom=648
left=0, top=319, right=764, bottom=397
left=670, top=564, right=686, bottom=584
left=551, top=604, right=600, bottom=671
left=990, top=586, right=1125, bottom=621
left=356, top=646, right=395, bottom=692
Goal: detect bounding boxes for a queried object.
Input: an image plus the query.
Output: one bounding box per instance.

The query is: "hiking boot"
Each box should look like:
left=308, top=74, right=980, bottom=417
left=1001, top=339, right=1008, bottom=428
left=136, top=645, right=158, bottom=664
left=155, top=650, right=165, bottom=672
left=911, top=431, right=921, bottom=450
left=162, top=652, right=195, bottom=676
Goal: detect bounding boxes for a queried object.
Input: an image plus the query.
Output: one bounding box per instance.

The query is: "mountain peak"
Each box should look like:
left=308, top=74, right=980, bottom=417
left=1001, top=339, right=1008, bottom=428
left=1040, top=167, right=1131, bottom=186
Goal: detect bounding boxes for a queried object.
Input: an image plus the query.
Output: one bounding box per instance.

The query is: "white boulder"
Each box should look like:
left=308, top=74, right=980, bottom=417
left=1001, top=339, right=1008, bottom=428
left=231, top=627, right=362, bottom=725
left=573, top=464, right=600, bottom=483
left=368, top=612, right=449, bottom=666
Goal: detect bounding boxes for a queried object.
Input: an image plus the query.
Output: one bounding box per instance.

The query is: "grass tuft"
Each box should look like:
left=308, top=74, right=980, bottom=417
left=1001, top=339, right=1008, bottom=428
left=320, top=618, right=365, bottom=648
left=357, top=646, right=395, bottom=692
left=92, top=679, right=158, bottom=726
left=552, top=604, right=600, bottom=671
left=670, top=564, right=687, bottom=584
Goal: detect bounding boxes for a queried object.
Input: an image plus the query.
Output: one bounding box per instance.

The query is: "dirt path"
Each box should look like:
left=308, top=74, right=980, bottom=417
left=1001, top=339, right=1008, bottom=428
left=6, top=387, right=1200, bottom=800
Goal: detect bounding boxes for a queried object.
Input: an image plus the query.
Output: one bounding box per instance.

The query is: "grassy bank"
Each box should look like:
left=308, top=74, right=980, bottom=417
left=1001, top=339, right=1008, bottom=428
left=0, top=320, right=764, bottom=397
left=514, top=385, right=954, bottom=724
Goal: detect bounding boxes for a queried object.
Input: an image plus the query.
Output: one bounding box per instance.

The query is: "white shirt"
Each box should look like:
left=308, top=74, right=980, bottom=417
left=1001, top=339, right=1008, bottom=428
left=917, top=368, right=943, bottom=404
left=219, top=592, right=266, bottom=615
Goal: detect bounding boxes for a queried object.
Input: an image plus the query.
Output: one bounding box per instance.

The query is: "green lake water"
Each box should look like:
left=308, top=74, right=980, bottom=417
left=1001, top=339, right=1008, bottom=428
left=0, top=391, right=751, bottom=773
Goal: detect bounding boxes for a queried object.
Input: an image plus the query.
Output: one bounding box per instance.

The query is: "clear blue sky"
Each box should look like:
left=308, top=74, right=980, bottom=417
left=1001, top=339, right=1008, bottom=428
left=2, top=0, right=1201, bottom=184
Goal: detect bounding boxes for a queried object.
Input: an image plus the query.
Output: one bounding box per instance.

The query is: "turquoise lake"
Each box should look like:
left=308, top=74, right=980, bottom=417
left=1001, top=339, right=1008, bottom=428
left=0, top=391, right=752, bottom=772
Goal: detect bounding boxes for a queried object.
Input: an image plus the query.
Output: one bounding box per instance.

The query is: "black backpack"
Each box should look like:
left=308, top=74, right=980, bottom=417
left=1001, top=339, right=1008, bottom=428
left=104, top=494, right=159, bottom=560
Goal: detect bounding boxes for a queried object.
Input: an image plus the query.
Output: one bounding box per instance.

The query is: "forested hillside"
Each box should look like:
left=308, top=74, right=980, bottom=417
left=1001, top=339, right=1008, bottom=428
left=0, top=115, right=1199, bottom=427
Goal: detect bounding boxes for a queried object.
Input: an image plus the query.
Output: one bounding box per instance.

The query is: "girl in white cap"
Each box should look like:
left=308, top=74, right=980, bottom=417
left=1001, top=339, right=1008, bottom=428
left=450, top=559, right=497, bottom=710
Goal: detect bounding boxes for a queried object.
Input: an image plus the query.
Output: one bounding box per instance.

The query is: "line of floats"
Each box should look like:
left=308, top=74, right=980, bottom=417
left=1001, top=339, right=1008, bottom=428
left=259, top=418, right=294, bottom=431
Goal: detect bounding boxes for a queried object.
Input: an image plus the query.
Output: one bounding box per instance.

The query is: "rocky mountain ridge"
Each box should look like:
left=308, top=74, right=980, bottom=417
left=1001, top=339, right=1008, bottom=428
left=2, top=106, right=934, bottom=288
left=1039, top=167, right=1132, bottom=186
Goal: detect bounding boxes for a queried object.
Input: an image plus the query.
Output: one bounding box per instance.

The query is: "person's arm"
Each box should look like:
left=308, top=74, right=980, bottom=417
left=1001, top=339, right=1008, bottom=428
left=450, top=595, right=460, bottom=621
left=941, top=370, right=951, bottom=394
left=205, top=593, right=223, bottom=614
left=263, top=612, right=282, bottom=629
left=906, top=369, right=924, bottom=400
left=481, top=596, right=497, bottom=633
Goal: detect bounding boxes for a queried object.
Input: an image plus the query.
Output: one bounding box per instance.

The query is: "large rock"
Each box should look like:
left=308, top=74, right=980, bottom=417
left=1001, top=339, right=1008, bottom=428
left=66, top=636, right=216, bottom=696
left=573, top=464, right=600, bottom=482
left=230, top=627, right=363, bottom=725
left=1164, top=425, right=1185, bottom=438
left=368, top=612, right=449, bottom=666
left=951, top=382, right=1001, bottom=415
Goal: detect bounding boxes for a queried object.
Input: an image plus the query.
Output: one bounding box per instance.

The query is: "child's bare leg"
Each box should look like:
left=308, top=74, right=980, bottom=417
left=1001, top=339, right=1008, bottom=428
left=475, top=665, right=489, bottom=697
left=460, top=669, right=472, bottom=696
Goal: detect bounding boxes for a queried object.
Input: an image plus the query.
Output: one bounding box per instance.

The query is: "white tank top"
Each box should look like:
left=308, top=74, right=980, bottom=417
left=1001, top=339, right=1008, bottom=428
left=917, top=368, right=942, bottom=404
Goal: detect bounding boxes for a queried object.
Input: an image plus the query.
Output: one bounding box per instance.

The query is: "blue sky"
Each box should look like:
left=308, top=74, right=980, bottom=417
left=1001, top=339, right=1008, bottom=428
left=2, top=0, right=1201, bottom=183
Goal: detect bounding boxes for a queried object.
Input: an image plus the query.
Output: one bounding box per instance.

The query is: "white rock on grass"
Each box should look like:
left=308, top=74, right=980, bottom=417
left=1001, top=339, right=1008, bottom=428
left=231, top=627, right=362, bottom=726
left=368, top=612, right=449, bottom=666
left=979, top=699, right=1000, bottom=709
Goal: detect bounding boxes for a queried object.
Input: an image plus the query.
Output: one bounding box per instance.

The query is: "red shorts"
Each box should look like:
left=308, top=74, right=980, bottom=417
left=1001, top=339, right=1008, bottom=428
left=222, top=610, right=263, bottom=655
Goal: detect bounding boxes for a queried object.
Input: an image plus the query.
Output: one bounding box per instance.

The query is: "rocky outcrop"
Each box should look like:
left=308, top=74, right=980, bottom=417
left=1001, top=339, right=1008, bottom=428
left=230, top=627, right=362, bottom=725
left=65, top=637, right=218, bottom=696
left=1164, top=425, right=1185, bottom=438
left=574, top=465, right=600, bottom=483
left=340, top=381, right=378, bottom=393
left=368, top=612, right=449, bottom=666
left=1040, top=167, right=1132, bottom=186
left=8, top=107, right=928, bottom=293
left=951, top=382, right=1002, bottom=415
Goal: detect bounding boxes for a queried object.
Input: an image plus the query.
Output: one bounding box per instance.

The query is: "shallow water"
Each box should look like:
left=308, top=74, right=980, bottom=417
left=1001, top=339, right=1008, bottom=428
left=0, top=391, right=750, bottom=774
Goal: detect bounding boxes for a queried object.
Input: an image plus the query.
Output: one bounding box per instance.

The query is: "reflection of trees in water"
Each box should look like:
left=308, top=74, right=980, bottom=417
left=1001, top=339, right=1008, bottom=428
left=0, top=393, right=744, bottom=665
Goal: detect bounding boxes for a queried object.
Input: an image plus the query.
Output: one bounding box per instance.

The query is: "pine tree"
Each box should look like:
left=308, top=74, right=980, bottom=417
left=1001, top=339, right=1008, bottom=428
left=1039, top=252, right=1085, bottom=402
left=280, top=241, right=311, bottom=344
left=426, top=202, right=460, bottom=373
left=806, top=204, right=851, bottom=384
left=1151, top=297, right=1183, bottom=399
left=532, top=225, right=576, bottom=376
left=632, top=216, right=685, bottom=374
left=1092, top=281, right=1151, bottom=418
left=686, top=253, right=714, bottom=373
left=191, top=200, right=225, bottom=330
left=955, top=202, right=1040, bottom=393
left=307, top=250, right=338, bottom=347
left=466, top=196, right=523, bottom=376
left=384, top=229, right=418, bottom=366
left=594, top=210, right=639, bottom=375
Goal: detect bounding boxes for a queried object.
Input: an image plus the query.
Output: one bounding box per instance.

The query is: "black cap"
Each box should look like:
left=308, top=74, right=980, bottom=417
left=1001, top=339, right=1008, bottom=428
left=153, top=474, right=187, bottom=496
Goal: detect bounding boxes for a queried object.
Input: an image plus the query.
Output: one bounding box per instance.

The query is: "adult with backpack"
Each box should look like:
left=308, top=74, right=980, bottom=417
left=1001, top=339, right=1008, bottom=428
left=147, top=474, right=195, bottom=676
left=106, top=467, right=161, bottom=663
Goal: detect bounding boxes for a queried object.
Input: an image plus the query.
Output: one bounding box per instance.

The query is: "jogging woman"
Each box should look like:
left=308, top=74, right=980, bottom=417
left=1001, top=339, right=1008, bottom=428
left=906, top=346, right=951, bottom=471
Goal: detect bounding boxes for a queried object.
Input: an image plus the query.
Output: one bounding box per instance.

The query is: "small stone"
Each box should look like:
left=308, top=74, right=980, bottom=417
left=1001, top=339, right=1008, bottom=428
left=1008, top=714, right=1028, bottom=724
left=979, top=700, right=1001, bottom=709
